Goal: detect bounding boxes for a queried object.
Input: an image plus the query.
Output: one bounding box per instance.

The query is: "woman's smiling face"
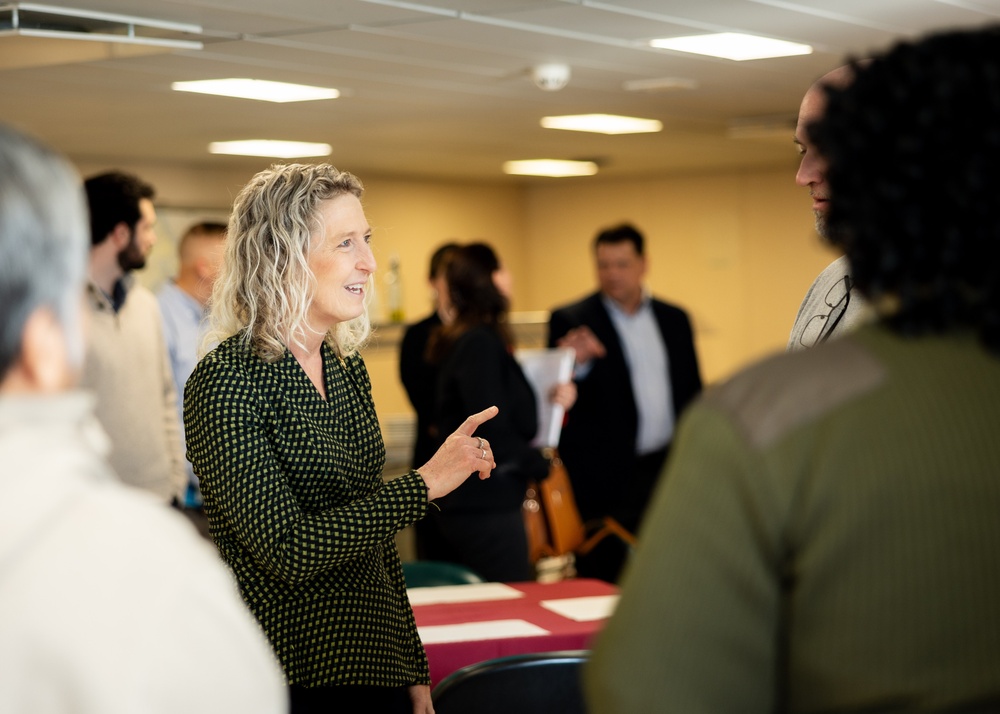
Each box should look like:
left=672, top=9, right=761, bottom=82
left=306, top=193, right=376, bottom=332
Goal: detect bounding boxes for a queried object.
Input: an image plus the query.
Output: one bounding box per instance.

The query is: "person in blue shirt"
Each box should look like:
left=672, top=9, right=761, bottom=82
left=157, top=220, right=226, bottom=516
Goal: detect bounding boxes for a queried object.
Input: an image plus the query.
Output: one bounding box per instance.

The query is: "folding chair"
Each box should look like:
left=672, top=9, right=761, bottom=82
left=402, top=560, right=485, bottom=588
left=432, top=650, right=589, bottom=714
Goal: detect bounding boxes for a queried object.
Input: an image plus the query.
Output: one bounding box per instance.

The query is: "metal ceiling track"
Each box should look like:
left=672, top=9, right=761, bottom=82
left=0, top=2, right=203, bottom=49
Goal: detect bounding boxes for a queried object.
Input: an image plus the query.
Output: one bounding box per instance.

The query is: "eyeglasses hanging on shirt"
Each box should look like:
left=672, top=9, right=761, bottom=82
left=799, top=275, right=853, bottom=349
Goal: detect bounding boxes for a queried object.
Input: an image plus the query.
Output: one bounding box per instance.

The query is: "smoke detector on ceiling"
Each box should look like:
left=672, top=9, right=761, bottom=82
left=532, top=63, right=571, bottom=91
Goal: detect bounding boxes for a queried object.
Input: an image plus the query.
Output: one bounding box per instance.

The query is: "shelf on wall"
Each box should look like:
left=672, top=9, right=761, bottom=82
left=364, top=311, right=551, bottom=352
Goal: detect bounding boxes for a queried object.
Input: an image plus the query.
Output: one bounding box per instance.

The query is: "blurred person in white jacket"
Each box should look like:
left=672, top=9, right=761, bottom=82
left=0, top=122, right=289, bottom=714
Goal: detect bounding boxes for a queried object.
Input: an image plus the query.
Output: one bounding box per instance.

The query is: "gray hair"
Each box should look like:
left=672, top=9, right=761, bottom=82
left=0, top=124, right=88, bottom=381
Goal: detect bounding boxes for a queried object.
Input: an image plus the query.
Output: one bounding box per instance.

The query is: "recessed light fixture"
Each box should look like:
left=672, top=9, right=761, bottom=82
left=649, top=33, right=812, bottom=61
left=173, top=78, right=340, bottom=103
left=209, top=140, right=332, bottom=158
left=541, top=114, right=662, bottom=135
left=502, top=160, right=598, bottom=177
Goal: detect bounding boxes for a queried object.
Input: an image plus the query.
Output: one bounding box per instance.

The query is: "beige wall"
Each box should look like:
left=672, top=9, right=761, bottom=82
left=73, top=158, right=839, bottom=435
left=519, top=165, right=840, bottom=385
left=360, top=177, right=527, bottom=323
left=348, top=177, right=526, bottom=428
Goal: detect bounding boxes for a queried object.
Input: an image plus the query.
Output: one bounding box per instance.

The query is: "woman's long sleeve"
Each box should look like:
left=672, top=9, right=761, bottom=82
left=185, top=343, right=429, bottom=585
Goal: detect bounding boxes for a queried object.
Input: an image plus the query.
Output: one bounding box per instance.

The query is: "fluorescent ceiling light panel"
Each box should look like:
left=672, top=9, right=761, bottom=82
left=502, top=160, right=598, bottom=177
left=173, top=79, right=339, bottom=103
left=209, top=140, right=332, bottom=158
left=541, top=114, right=662, bottom=135
left=649, top=33, right=812, bottom=61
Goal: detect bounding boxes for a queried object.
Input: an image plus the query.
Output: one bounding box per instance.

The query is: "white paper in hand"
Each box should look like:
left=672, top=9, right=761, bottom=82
left=515, top=347, right=575, bottom=448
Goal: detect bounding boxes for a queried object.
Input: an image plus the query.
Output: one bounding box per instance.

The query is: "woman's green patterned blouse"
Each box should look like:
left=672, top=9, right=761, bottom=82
left=184, top=335, right=431, bottom=687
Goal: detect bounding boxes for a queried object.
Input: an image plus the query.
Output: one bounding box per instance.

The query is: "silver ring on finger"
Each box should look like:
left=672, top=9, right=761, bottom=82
left=481, top=448, right=487, bottom=460
left=477, top=437, right=485, bottom=449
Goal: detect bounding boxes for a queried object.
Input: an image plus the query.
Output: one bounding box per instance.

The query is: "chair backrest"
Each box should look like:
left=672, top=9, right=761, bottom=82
left=402, top=560, right=485, bottom=588
left=432, top=650, right=589, bottom=714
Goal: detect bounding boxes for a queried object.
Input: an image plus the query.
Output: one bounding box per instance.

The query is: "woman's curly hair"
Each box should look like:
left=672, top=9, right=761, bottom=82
left=811, top=25, right=1000, bottom=353
left=205, top=163, right=370, bottom=361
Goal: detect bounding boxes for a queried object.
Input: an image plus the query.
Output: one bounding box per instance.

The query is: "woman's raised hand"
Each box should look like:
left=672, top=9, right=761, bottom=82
left=418, top=406, right=498, bottom=501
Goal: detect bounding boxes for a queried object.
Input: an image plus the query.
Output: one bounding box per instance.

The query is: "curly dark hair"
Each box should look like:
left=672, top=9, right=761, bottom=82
left=810, top=25, right=1000, bottom=353
left=427, top=242, right=512, bottom=362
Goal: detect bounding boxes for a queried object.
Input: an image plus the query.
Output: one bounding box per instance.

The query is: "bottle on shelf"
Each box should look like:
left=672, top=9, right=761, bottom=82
left=384, top=254, right=404, bottom=323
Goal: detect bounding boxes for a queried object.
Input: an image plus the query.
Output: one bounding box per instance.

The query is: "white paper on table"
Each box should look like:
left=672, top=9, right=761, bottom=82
left=406, top=582, right=526, bottom=607
left=418, top=619, right=550, bottom=644
left=514, top=347, right=576, bottom=448
left=540, top=595, right=620, bottom=622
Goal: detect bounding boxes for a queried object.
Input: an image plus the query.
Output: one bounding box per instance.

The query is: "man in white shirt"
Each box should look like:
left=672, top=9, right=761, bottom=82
left=787, top=65, right=869, bottom=350
left=548, top=224, right=702, bottom=581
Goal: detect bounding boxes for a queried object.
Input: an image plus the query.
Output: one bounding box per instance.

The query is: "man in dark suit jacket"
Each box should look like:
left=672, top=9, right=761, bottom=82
left=548, top=224, right=702, bottom=580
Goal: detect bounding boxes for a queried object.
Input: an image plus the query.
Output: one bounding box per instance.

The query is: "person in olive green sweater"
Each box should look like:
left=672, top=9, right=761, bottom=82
left=588, top=26, right=1000, bottom=713
left=184, top=164, right=498, bottom=714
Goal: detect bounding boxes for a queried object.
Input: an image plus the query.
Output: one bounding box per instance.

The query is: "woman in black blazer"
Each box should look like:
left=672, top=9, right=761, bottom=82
left=426, top=243, right=575, bottom=582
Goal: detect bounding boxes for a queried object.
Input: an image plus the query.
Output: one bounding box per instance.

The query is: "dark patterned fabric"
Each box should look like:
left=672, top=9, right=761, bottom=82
left=184, top=335, right=430, bottom=687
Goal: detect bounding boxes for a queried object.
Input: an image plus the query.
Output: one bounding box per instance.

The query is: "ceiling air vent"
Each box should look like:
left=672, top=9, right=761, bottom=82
left=0, top=2, right=202, bottom=70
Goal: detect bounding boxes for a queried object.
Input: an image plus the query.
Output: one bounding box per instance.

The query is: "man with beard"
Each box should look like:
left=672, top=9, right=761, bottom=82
left=82, top=171, right=186, bottom=503
left=787, top=65, right=870, bottom=351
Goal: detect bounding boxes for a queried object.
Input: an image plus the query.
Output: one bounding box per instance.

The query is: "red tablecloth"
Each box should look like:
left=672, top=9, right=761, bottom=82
left=410, top=578, right=618, bottom=686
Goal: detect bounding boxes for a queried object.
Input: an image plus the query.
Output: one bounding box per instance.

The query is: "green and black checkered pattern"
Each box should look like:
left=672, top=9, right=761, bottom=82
left=184, top=335, right=431, bottom=687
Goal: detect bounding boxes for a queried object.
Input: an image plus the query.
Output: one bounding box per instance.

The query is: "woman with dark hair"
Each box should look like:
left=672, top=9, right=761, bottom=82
left=426, top=242, right=575, bottom=582
left=399, top=242, right=460, bottom=562
left=589, top=26, right=1000, bottom=713
left=399, top=242, right=460, bottom=472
